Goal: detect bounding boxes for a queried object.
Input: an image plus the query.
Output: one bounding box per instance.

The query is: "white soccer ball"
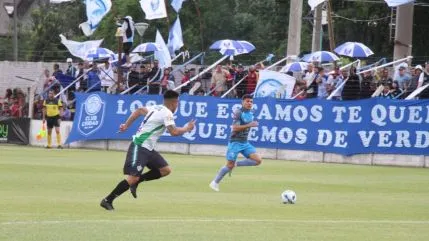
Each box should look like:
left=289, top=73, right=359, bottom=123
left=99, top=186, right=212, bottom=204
left=281, top=190, right=297, bottom=204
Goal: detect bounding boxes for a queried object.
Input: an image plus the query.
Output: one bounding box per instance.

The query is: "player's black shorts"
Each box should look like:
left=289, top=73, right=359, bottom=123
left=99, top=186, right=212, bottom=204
left=123, top=42, right=132, bottom=55
left=46, top=115, right=60, bottom=129
left=123, top=142, right=168, bottom=176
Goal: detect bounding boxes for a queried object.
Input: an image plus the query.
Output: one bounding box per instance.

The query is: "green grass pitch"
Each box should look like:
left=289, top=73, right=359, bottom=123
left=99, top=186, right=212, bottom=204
left=1, top=145, right=429, bottom=241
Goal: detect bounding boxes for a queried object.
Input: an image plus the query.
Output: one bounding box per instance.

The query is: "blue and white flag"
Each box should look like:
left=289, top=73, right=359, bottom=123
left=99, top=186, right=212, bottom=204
left=171, top=0, right=186, bottom=13
left=60, top=34, right=103, bottom=59
left=155, top=30, right=172, bottom=68
left=167, top=17, right=184, bottom=57
left=254, top=70, right=296, bottom=99
left=140, top=0, right=168, bottom=20
left=79, top=0, right=112, bottom=36
left=384, top=0, right=414, bottom=7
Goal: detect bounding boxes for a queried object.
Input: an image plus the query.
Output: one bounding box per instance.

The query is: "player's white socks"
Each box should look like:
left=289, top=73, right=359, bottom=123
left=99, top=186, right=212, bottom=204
left=236, top=159, right=257, bottom=166
left=213, top=166, right=231, bottom=184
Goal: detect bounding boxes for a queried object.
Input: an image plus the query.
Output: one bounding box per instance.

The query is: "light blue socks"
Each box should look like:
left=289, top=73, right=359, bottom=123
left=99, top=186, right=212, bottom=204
left=236, top=159, right=257, bottom=166
left=214, top=166, right=231, bottom=183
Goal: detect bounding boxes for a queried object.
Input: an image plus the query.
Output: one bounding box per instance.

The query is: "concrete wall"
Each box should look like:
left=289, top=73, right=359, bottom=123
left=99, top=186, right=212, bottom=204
left=28, top=120, right=428, bottom=168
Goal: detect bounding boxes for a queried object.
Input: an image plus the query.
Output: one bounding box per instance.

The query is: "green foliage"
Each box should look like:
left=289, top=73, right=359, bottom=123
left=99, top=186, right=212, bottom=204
left=15, top=0, right=429, bottom=62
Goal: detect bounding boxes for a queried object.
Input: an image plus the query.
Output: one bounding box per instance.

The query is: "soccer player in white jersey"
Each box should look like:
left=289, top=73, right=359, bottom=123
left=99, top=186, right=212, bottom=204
left=100, top=90, right=195, bottom=211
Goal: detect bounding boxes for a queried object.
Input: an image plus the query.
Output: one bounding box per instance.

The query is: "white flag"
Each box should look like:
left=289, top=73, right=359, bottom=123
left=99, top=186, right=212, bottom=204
left=384, top=0, right=414, bottom=7
left=171, top=0, right=185, bottom=13
left=308, top=0, right=325, bottom=10
left=140, top=0, right=167, bottom=20
left=59, top=34, right=103, bottom=59
left=167, top=17, right=184, bottom=57
left=79, top=0, right=112, bottom=36
left=254, top=70, right=296, bottom=99
left=155, top=30, right=172, bottom=68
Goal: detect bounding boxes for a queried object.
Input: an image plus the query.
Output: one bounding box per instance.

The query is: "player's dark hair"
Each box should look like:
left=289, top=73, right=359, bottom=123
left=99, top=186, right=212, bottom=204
left=163, top=90, right=179, bottom=100
left=242, top=94, right=253, bottom=100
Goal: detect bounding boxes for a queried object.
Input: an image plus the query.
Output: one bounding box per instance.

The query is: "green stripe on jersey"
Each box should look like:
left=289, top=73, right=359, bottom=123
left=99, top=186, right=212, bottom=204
left=133, top=125, right=164, bottom=145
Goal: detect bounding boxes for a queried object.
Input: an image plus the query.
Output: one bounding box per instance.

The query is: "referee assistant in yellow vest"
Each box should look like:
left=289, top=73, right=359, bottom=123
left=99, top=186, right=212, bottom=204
left=43, top=90, right=63, bottom=149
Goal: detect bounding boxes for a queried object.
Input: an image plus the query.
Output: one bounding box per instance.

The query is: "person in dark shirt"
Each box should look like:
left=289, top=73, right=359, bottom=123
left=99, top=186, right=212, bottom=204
left=342, top=67, right=361, bottom=100
left=147, top=60, right=162, bottom=95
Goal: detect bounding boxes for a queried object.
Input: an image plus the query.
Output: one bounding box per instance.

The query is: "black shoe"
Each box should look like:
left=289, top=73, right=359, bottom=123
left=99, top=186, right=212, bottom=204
left=130, top=184, right=138, bottom=199
left=46, top=146, right=52, bottom=149
left=57, top=145, right=63, bottom=149
left=100, top=199, right=114, bottom=211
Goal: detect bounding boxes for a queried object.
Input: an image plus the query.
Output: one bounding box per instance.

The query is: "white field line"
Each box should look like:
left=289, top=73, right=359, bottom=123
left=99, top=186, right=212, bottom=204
left=2, top=219, right=429, bottom=225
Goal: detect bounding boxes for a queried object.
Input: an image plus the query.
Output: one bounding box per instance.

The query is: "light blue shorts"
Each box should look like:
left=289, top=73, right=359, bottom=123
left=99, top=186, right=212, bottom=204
left=226, top=142, right=256, bottom=161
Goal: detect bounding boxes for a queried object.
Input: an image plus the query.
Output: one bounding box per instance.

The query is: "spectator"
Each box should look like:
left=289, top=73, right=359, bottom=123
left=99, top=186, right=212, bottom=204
left=306, top=64, right=319, bottom=98
left=43, top=69, right=55, bottom=91
left=118, top=16, right=135, bottom=68
left=4, top=88, right=13, bottom=103
left=76, top=62, right=88, bottom=92
left=10, top=98, right=21, bottom=118
left=342, top=67, right=360, bottom=100
left=211, top=65, right=229, bottom=96
left=161, top=68, right=175, bottom=93
left=292, top=85, right=306, bottom=100
left=417, top=61, right=429, bottom=99
left=405, top=65, right=421, bottom=97
left=33, top=95, right=44, bottom=119
left=66, top=58, right=77, bottom=78
left=99, top=61, right=115, bottom=93
left=147, top=60, right=162, bottom=95
left=378, top=68, right=393, bottom=87
left=391, top=81, right=404, bottom=99
left=199, top=67, right=212, bottom=93
left=315, top=67, right=328, bottom=99
left=235, top=64, right=247, bottom=98
left=255, top=62, right=265, bottom=71
left=360, top=71, right=373, bottom=99
left=86, top=64, right=101, bottom=92
left=327, top=67, right=344, bottom=100
left=381, top=83, right=393, bottom=99
left=53, top=63, right=63, bottom=77
left=394, top=66, right=411, bottom=91
left=127, top=64, right=147, bottom=94
left=181, top=69, right=191, bottom=94
left=245, top=65, right=258, bottom=95
left=1, top=102, right=11, bottom=117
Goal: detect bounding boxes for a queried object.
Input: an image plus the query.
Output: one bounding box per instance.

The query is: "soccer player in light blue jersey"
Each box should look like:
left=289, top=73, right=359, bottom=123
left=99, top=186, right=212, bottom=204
left=209, top=94, right=262, bottom=191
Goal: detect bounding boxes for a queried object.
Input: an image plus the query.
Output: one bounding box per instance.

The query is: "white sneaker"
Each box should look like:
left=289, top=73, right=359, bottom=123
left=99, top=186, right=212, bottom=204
left=209, top=181, right=220, bottom=192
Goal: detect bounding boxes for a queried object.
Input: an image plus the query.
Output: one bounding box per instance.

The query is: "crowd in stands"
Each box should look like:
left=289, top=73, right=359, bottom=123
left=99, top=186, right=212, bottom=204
left=2, top=57, right=429, bottom=120
left=293, top=61, right=429, bottom=100
left=0, top=88, right=28, bottom=118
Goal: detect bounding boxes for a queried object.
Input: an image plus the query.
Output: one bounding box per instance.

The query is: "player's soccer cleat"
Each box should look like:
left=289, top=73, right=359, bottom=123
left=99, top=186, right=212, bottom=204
left=46, top=146, right=52, bottom=149
left=130, top=184, right=138, bottom=198
left=209, top=181, right=220, bottom=192
left=57, top=145, right=63, bottom=149
left=100, top=199, right=114, bottom=211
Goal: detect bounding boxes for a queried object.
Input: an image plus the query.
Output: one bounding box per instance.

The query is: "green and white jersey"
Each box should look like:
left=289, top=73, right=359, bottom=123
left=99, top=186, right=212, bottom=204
left=132, top=105, right=175, bottom=151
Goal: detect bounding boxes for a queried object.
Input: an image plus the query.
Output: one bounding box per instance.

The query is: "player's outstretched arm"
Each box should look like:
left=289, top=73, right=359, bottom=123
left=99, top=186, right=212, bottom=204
left=167, top=120, right=196, bottom=136
left=232, top=121, right=258, bottom=132
left=119, top=107, right=149, bottom=132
